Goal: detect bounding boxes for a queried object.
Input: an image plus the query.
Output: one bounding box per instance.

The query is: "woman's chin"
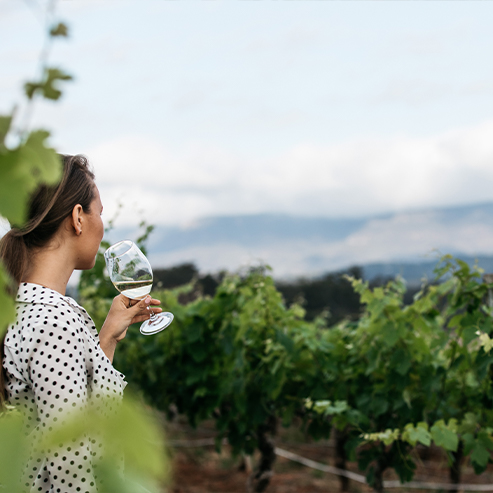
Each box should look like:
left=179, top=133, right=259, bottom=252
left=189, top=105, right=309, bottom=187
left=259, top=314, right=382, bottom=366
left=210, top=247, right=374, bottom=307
left=75, top=258, right=97, bottom=271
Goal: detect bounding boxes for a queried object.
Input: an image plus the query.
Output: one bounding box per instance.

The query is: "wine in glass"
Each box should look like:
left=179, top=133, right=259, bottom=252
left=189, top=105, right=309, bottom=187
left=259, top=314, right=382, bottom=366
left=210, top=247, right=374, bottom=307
left=104, top=239, right=173, bottom=335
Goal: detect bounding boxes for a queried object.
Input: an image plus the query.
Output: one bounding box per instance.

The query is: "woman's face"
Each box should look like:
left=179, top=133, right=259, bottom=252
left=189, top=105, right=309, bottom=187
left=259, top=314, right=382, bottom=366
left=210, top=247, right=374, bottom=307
left=75, top=185, right=105, bottom=270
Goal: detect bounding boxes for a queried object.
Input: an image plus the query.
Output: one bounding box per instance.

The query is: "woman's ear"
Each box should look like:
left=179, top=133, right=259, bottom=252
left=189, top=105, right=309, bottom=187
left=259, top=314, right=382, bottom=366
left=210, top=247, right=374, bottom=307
left=71, top=204, right=84, bottom=236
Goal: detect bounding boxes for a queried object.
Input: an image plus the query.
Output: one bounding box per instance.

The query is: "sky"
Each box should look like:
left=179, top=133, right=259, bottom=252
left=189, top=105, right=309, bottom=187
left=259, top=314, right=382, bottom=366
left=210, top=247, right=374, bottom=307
left=3, top=0, right=493, bottom=229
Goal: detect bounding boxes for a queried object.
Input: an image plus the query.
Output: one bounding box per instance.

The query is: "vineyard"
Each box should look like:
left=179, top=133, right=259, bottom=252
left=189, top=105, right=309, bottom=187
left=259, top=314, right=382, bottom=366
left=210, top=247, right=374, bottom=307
left=79, top=246, right=493, bottom=493
left=2, top=6, right=493, bottom=492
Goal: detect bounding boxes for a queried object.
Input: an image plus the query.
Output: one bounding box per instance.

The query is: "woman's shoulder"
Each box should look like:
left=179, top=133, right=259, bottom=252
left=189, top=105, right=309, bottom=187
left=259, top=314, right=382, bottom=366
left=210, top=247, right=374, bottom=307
left=6, top=283, right=90, bottom=341
left=15, top=282, right=74, bottom=308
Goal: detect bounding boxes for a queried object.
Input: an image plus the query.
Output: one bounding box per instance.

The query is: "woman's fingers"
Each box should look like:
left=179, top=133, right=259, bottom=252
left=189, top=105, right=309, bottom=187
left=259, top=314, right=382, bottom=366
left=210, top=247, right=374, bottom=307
left=126, top=296, right=163, bottom=325
left=129, top=296, right=152, bottom=312
left=131, top=312, right=161, bottom=324
left=102, top=295, right=165, bottom=345
left=130, top=296, right=161, bottom=308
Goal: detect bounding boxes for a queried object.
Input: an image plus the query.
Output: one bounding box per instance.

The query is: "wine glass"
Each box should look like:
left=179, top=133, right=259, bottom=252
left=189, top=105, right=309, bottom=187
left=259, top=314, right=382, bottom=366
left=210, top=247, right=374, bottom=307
left=104, top=239, right=173, bottom=335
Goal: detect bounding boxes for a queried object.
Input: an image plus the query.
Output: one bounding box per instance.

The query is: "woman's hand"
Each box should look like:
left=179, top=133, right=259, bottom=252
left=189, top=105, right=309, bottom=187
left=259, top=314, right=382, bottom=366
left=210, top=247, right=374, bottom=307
left=99, top=294, right=162, bottom=362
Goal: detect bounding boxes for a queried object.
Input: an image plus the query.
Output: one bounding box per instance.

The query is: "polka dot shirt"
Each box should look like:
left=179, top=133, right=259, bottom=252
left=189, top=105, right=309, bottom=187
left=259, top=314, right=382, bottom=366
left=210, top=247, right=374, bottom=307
left=2, top=283, right=127, bottom=493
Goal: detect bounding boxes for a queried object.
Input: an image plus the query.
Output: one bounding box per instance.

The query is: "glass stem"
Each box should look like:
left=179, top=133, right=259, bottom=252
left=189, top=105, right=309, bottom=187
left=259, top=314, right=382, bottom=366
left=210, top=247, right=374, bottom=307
left=147, top=305, right=157, bottom=321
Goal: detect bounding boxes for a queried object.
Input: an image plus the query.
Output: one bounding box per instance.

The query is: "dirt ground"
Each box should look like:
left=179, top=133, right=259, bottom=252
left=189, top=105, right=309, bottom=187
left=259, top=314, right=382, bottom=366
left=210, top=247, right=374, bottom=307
left=164, top=418, right=493, bottom=493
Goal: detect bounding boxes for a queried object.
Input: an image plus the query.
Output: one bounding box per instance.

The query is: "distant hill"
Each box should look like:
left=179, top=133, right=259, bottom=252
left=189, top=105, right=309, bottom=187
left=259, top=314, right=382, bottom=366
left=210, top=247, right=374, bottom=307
left=107, top=202, right=493, bottom=281
left=362, top=256, right=493, bottom=286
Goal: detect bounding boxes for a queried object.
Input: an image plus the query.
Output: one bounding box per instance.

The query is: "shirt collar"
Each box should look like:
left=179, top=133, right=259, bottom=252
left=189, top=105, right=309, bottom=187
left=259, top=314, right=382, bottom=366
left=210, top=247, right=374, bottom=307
left=16, top=282, right=81, bottom=310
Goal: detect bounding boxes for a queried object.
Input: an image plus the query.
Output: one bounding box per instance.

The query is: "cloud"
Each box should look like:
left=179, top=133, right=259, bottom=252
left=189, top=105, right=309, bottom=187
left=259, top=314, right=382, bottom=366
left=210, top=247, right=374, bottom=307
left=400, top=32, right=446, bottom=57
left=87, top=119, right=493, bottom=227
left=172, top=90, right=208, bottom=112
left=147, top=211, right=493, bottom=278
left=464, top=80, right=493, bottom=96
left=376, top=79, right=451, bottom=106
left=146, top=205, right=493, bottom=277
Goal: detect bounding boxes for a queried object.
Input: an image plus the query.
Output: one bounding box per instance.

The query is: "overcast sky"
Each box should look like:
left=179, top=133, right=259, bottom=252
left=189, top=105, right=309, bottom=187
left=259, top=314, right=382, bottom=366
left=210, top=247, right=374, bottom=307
left=3, top=0, right=493, bottom=228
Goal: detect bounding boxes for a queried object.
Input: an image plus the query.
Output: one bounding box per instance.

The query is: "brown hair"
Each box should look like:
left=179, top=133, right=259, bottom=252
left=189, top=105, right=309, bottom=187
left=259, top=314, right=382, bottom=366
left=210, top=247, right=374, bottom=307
left=0, top=154, right=95, bottom=410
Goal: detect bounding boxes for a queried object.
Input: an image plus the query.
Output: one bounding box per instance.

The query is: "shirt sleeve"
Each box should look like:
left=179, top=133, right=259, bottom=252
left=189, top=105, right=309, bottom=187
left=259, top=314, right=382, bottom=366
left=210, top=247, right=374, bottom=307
left=26, top=307, right=98, bottom=493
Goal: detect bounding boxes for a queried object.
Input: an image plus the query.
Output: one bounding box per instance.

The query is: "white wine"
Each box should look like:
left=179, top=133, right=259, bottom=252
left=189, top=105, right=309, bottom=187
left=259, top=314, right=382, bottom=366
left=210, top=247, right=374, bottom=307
left=113, top=280, right=153, bottom=299
left=105, top=240, right=173, bottom=335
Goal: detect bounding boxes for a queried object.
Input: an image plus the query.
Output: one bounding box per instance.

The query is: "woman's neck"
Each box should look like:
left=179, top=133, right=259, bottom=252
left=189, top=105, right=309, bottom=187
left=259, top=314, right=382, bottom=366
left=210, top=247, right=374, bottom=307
left=23, top=243, right=75, bottom=296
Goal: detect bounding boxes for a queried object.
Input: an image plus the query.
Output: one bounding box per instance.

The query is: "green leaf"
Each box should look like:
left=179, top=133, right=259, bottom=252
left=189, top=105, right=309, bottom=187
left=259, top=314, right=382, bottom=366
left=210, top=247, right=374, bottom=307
left=362, top=428, right=400, bottom=446
left=0, top=150, right=32, bottom=222
left=402, top=422, right=431, bottom=446
left=41, top=395, right=169, bottom=490
left=24, top=81, right=43, bottom=100
left=462, top=432, right=475, bottom=455
left=462, top=325, right=478, bottom=345
left=402, top=389, right=412, bottom=408
left=471, top=441, right=490, bottom=468
left=370, top=396, right=389, bottom=417
left=43, top=68, right=73, bottom=100
left=459, top=413, right=478, bottom=435
left=0, top=113, right=13, bottom=149
left=0, top=413, right=28, bottom=493
left=22, top=130, right=62, bottom=182
left=380, top=322, right=400, bottom=347
left=477, top=331, right=493, bottom=353
left=465, top=370, right=479, bottom=389
left=470, top=432, right=493, bottom=472
left=193, top=387, right=208, bottom=399
left=0, top=132, right=61, bottom=224
left=310, top=399, right=349, bottom=416
left=0, top=265, right=16, bottom=336
left=430, top=420, right=458, bottom=451
left=49, top=22, right=69, bottom=37
left=24, top=67, right=72, bottom=101
left=391, top=348, right=412, bottom=375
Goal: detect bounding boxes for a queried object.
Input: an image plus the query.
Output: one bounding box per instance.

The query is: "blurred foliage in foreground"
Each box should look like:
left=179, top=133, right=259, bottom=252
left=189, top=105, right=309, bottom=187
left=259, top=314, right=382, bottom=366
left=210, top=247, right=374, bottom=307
left=1, top=6, right=169, bottom=492
left=0, top=396, right=169, bottom=493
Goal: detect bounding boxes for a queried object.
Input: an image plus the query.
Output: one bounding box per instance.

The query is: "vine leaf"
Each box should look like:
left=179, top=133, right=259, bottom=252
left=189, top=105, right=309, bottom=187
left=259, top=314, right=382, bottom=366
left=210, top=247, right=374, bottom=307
left=49, top=22, right=69, bottom=37
left=0, top=412, right=27, bottom=493
left=402, top=422, right=431, bottom=447
left=471, top=441, right=490, bottom=469
left=0, top=114, right=12, bottom=149
left=430, top=420, right=458, bottom=452
left=25, top=67, right=73, bottom=101
left=0, top=265, right=16, bottom=337
left=0, top=131, right=61, bottom=225
left=477, top=331, right=493, bottom=353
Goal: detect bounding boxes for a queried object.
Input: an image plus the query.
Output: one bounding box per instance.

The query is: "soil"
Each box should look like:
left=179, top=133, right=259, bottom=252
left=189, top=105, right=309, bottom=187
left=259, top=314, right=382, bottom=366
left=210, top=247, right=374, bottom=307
left=163, top=418, right=493, bottom=493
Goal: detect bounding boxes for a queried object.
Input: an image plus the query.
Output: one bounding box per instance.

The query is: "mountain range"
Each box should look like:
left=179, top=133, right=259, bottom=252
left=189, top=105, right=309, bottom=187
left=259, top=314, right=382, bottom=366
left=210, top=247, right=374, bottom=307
left=109, top=202, right=493, bottom=285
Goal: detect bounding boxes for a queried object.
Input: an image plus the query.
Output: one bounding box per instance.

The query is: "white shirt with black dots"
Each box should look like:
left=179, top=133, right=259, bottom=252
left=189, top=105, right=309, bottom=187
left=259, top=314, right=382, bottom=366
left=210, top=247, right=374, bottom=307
left=3, top=282, right=127, bottom=493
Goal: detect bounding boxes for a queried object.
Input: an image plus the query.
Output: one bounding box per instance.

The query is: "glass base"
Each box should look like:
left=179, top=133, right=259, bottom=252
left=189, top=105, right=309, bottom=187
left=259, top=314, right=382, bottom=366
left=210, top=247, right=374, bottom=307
left=140, top=312, right=174, bottom=335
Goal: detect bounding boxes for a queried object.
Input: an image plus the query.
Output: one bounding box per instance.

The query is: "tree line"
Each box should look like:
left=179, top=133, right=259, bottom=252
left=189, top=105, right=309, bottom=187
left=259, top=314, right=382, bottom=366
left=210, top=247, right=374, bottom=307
left=152, top=262, right=408, bottom=324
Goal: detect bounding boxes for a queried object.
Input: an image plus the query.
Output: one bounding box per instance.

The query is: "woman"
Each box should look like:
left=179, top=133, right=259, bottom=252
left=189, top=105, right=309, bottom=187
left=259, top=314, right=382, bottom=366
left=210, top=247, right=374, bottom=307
left=0, top=154, right=162, bottom=493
